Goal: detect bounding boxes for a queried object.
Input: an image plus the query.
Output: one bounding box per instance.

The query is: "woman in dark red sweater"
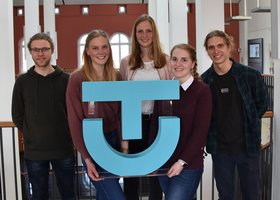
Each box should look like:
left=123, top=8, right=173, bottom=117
left=150, top=44, right=212, bottom=200
left=66, top=29, right=125, bottom=200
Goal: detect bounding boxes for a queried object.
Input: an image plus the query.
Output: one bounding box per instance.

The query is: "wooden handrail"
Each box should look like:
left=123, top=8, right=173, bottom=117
left=261, top=74, right=274, bottom=77
left=263, top=111, right=273, bottom=118
left=261, top=142, right=271, bottom=150
left=0, top=121, right=15, bottom=128
left=0, top=111, right=273, bottom=128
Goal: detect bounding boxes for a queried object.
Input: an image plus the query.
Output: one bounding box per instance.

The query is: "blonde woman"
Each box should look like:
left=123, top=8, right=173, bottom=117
left=66, top=29, right=125, bottom=200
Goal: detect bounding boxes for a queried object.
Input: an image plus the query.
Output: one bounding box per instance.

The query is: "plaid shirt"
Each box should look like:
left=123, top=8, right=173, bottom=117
left=201, top=59, right=268, bottom=154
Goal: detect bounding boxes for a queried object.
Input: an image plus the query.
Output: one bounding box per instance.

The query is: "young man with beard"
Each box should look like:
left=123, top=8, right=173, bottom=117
left=12, top=33, right=75, bottom=200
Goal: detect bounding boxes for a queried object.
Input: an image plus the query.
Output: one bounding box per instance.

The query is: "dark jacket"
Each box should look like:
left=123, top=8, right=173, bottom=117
left=12, top=65, right=74, bottom=160
left=201, top=59, right=268, bottom=154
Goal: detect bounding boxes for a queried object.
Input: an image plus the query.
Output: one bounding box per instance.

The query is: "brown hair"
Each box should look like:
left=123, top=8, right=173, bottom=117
left=27, top=32, right=54, bottom=52
left=81, top=29, right=117, bottom=81
left=129, top=14, right=167, bottom=70
left=170, top=43, right=200, bottom=80
left=204, top=30, right=234, bottom=50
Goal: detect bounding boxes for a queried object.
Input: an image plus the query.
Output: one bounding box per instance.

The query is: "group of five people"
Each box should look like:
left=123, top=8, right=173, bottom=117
left=12, top=13, right=268, bottom=200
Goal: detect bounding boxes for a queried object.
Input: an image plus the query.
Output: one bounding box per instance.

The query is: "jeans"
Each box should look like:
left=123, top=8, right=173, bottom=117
left=91, top=177, right=125, bottom=200
left=159, top=169, right=203, bottom=200
left=25, top=157, right=75, bottom=200
left=84, top=130, right=125, bottom=200
left=212, top=152, right=261, bottom=200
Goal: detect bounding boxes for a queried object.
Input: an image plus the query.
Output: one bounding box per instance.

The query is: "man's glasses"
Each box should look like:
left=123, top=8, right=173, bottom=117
left=30, top=47, right=51, bottom=53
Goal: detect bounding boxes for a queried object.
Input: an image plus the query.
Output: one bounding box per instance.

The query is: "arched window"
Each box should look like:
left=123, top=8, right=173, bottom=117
left=110, top=33, right=129, bottom=69
left=78, top=32, right=130, bottom=69
left=20, top=38, right=27, bottom=73
left=77, top=33, right=88, bottom=68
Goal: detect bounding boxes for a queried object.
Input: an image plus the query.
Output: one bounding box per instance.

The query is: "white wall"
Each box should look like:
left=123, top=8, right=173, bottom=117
left=242, top=0, right=272, bottom=74
left=0, top=1, right=22, bottom=199
left=245, top=1, right=280, bottom=200
left=195, top=1, right=224, bottom=199
left=272, top=59, right=280, bottom=200
left=271, top=0, right=280, bottom=199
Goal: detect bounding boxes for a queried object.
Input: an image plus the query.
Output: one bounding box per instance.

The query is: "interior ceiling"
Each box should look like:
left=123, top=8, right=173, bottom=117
left=13, top=0, right=148, bottom=6
left=13, top=0, right=239, bottom=6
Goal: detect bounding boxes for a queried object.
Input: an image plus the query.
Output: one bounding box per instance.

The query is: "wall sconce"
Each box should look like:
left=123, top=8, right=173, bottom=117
left=55, top=7, right=60, bottom=15
left=17, top=7, right=24, bottom=16
left=226, top=0, right=252, bottom=21
left=82, top=5, right=89, bottom=15
left=118, top=5, right=126, bottom=14
left=251, top=0, right=270, bottom=13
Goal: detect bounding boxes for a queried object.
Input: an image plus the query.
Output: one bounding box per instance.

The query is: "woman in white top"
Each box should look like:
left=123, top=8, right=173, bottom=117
left=119, top=14, right=172, bottom=200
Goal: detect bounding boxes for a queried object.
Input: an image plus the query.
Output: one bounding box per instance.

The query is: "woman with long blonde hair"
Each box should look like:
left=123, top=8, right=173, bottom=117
left=66, top=29, right=125, bottom=200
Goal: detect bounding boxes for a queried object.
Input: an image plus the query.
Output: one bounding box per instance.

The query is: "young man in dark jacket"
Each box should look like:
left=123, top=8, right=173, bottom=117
left=12, top=33, right=75, bottom=200
left=201, top=30, right=268, bottom=200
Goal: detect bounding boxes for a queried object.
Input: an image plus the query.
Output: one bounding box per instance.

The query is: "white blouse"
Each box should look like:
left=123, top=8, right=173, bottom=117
left=133, top=61, right=160, bottom=114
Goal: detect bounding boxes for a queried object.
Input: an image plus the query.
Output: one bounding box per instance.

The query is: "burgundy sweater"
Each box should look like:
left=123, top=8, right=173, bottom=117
left=66, top=70, right=120, bottom=160
left=150, top=80, right=212, bottom=169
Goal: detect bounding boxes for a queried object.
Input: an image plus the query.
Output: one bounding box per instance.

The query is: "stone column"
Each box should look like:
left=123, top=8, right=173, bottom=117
left=24, top=0, right=40, bottom=69
left=148, top=0, right=169, bottom=53
left=0, top=1, right=22, bottom=199
left=169, top=0, right=188, bottom=49
left=43, top=0, right=57, bottom=64
left=195, top=1, right=224, bottom=199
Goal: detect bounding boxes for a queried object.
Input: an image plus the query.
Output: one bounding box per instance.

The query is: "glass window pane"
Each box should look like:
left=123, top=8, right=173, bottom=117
left=78, top=34, right=88, bottom=68
left=80, top=34, right=87, bottom=44
left=121, top=45, right=129, bottom=59
left=79, top=46, right=84, bottom=67
left=22, top=59, right=27, bottom=72
left=111, top=45, right=120, bottom=68
left=111, top=35, right=119, bottom=43
left=120, top=34, right=129, bottom=43
left=21, top=39, right=27, bottom=73
left=109, top=33, right=130, bottom=68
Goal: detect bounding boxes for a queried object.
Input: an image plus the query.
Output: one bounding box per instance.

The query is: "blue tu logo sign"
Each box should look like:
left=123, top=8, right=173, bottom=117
left=82, top=80, right=180, bottom=176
